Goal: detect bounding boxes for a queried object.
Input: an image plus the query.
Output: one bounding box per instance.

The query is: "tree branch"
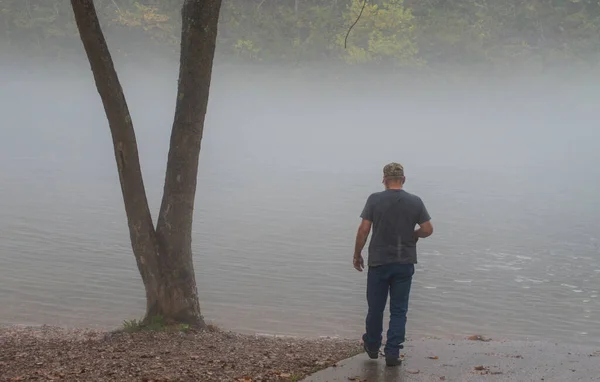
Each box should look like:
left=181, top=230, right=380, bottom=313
left=70, top=0, right=161, bottom=295
left=156, top=0, right=222, bottom=244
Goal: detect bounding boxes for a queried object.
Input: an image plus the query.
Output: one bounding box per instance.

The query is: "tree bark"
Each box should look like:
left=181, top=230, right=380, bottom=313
left=70, top=0, right=222, bottom=327
left=70, top=0, right=162, bottom=317
left=154, top=0, right=222, bottom=326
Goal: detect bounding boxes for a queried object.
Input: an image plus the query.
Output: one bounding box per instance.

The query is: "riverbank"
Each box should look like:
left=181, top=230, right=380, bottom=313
left=0, top=325, right=361, bottom=381
left=2, top=327, right=600, bottom=382
left=304, top=337, right=600, bottom=382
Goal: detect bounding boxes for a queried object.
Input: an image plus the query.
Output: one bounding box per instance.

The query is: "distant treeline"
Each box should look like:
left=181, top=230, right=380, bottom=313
left=2, top=0, right=600, bottom=71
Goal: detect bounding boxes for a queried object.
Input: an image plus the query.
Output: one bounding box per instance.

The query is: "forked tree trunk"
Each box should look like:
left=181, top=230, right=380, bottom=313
left=70, top=0, right=222, bottom=327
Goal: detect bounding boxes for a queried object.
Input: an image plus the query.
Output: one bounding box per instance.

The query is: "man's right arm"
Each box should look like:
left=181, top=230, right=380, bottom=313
left=414, top=198, right=433, bottom=239
left=415, top=220, right=433, bottom=239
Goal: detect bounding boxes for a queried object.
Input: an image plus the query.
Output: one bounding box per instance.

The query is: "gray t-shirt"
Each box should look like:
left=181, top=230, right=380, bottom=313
left=360, top=189, right=431, bottom=266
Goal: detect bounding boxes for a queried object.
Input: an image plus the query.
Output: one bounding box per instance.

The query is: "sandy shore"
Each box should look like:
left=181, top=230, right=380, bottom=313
left=0, top=325, right=361, bottom=381
left=3, top=326, right=599, bottom=381
left=303, top=336, right=600, bottom=382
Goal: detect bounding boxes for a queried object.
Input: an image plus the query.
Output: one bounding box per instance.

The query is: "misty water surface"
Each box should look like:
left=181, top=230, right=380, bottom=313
left=1, top=64, right=599, bottom=345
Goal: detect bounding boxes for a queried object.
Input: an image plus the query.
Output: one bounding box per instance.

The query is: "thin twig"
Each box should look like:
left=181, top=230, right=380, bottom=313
left=110, top=0, right=122, bottom=14
left=344, top=0, right=368, bottom=49
left=257, top=0, right=268, bottom=13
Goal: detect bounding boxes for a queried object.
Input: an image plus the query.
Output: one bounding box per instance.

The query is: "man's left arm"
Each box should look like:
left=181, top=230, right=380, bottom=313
left=354, top=196, right=374, bottom=272
left=354, top=219, right=372, bottom=271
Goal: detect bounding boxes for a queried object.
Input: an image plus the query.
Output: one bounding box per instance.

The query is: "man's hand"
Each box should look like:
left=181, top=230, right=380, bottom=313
left=353, top=254, right=364, bottom=272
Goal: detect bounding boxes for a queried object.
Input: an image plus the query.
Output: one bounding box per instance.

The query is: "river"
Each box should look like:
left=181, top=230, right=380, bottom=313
left=1, top=67, right=599, bottom=346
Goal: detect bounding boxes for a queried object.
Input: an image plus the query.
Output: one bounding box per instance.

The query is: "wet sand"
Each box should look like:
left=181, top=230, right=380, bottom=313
left=303, top=337, right=600, bottom=381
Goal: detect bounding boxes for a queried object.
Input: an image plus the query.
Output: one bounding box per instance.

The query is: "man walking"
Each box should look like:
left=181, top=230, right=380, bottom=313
left=353, top=163, right=433, bottom=367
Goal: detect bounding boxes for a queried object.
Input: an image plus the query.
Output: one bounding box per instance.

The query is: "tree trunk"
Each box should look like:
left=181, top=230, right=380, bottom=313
left=70, top=0, right=163, bottom=317
left=70, top=0, right=222, bottom=328
left=154, top=0, right=222, bottom=326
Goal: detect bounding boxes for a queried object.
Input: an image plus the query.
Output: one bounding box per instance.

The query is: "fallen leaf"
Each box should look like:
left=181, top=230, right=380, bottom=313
left=406, top=369, right=420, bottom=374
left=473, top=365, right=488, bottom=371
left=467, top=335, right=491, bottom=342
left=279, top=373, right=291, bottom=378
left=428, top=356, right=439, bottom=360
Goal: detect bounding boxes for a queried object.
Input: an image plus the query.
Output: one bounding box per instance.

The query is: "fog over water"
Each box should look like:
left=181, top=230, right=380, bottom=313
left=1, top=58, right=599, bottom=345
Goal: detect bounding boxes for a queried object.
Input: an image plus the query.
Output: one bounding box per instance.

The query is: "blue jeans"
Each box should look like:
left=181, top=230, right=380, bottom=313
left=362, top=263, right=414, bottom=358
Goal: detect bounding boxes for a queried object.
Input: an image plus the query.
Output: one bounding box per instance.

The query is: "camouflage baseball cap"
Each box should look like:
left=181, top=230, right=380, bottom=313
left=383, top=162, right=404, bottom=178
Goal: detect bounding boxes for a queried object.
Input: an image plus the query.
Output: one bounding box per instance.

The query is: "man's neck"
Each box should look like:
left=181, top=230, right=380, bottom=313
left=386, top=185, right=403, bottom=190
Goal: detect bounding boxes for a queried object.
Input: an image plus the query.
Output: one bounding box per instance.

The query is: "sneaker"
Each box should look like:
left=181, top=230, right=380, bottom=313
left=363, top=342, right=379, bottom=359
left=385, top=356, right=402, bottom=367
